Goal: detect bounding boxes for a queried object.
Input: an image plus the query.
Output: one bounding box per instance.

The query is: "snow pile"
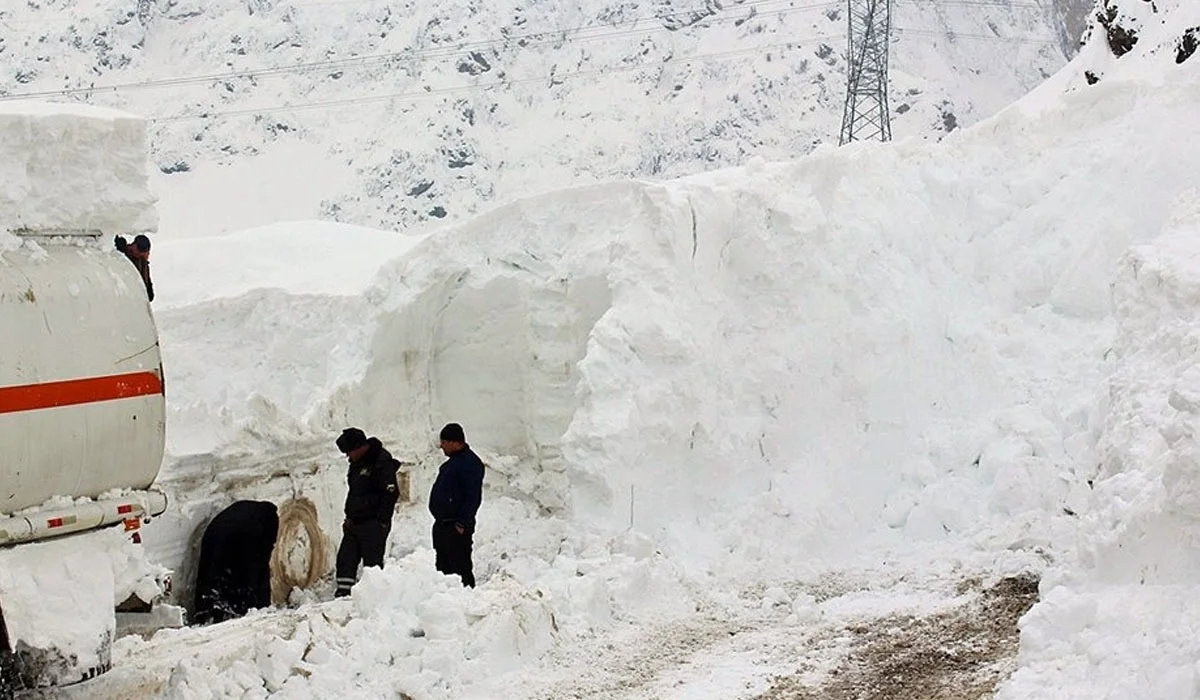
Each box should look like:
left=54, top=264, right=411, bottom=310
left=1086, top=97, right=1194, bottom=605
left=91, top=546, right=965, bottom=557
left=151, top=220, right=425, bottom=310
left=0, top=101, right=156, bottom=234
left=988, top=7, right=1200, bottom=698
left=154, top=53, right=1200, bottom=565
left=0, top=527, right=164, bottom=682
left=152, top=221, right=423, bottom=456
left=997, top=191, right=1200, bottom=700
left=129, top=526, right=690, bottom=699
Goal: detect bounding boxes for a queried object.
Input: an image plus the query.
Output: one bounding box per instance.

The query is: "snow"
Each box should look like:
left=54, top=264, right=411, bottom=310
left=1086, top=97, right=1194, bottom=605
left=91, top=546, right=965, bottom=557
left=152, top=220, right=426, bottom=309
left=90, top=47, right=1200, bottom=700
left=997, top=189, right=1200, bottom=700
left=0, top=0, right=1070, bottom=238
left=3, top=0, right=1200, bottom=697
left=0, top=101, right=156, bottom=235
left=0, top=527, right=164, bottom=679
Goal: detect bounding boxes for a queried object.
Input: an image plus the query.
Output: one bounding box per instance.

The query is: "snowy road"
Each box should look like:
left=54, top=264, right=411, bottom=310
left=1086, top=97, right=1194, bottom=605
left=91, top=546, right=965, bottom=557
left=35, top=555, right=1037, bottom=700
left=479, top=570, right=1039, bottom=700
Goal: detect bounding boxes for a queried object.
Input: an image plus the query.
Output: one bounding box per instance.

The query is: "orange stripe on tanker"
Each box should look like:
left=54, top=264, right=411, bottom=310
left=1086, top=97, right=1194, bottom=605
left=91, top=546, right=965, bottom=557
left=0, top=371, right=163, bottom=414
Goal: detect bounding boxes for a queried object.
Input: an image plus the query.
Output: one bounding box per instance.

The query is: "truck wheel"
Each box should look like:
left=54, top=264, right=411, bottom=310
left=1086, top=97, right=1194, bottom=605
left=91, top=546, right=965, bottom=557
left=270, top=498, right=328, bottom=605
left=0, top=601, right=15, bottom=696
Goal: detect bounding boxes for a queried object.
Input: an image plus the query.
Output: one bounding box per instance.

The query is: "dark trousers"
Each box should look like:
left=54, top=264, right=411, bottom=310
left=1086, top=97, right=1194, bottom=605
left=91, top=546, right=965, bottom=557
left=432, top=521, right=475, bottom=588
left=335, top=519, right=390, bottom=596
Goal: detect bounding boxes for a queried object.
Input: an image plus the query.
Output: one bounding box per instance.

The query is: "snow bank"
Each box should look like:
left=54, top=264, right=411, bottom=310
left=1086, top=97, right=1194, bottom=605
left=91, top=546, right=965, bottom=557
left=152, top=221, right=424, bottom=456
left=0, top=101, right=156, bottom=234
left=0, top=527, right=164, bottom=682
left=156, top=63, right=1200, bottom=567
left=139, top=521, right=689, bottom=699
left=152, top=220, right=425, bottom=309
left=998, top=190, right=1200, bottom=700
left=311, top=67, right=1192, bottom=571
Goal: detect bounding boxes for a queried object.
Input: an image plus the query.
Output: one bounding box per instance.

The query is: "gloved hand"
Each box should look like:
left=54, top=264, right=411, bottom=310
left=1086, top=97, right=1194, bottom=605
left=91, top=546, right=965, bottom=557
left=114, top=235, right=128, bottom=251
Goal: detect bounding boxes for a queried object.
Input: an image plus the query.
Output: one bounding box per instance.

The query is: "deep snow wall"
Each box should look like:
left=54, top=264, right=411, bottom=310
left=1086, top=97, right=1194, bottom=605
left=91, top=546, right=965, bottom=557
left=297, top=64, right=1200, bottom=568
left=1084, top=191, right=1200, bottom=586
left=150, top=59, right=1200, bottom=576
left=0, top=102, right=155, bottom=234
left=996, top=191, right=1200, bottom=700
left=992, top=14, right=1200, bottom=692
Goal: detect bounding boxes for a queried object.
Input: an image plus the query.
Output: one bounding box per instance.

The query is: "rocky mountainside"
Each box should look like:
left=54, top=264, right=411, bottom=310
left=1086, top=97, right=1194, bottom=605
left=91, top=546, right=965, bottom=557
left=1, top=0, right=1077, bottom=236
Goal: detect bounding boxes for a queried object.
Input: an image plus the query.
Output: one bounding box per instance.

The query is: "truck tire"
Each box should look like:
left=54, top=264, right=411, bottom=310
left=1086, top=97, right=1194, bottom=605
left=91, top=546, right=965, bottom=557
left=0, top=601, right=15, bottom=698
left=270, top=498, right=328, bottom=605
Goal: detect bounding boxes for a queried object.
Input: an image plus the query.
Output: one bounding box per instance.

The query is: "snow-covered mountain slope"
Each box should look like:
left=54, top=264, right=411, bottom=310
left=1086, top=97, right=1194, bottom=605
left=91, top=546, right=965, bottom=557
left=0, top=0, right=1070, bottom=238
left=1064, top=0, right=1199, bottom=85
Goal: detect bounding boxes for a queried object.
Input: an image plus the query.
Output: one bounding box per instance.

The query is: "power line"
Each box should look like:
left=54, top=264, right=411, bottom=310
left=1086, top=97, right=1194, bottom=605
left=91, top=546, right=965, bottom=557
left=893, top=27, right=1059, bottom=43
left=151, top=37, right=833, bottom=123
left=894, top=0, right=1046, bottom=7
left=0, top=0, right=837, bottom=101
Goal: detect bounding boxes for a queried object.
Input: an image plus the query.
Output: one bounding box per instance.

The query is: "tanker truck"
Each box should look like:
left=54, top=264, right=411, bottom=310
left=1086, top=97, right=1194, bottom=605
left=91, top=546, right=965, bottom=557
left=0, top=103, right=172, bottom=694
left=0, top=233, right=173, bottom=693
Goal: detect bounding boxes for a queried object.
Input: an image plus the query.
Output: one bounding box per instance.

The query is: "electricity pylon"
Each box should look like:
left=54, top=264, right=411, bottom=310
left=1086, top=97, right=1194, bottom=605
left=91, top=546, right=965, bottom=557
left=839, top=0, right=893, bottom=145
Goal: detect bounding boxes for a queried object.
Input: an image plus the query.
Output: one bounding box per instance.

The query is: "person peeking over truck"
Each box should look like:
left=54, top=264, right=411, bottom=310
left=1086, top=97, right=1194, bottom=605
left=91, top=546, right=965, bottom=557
left=334, top=427, right=401, bottom=597
left=114, top=233, right=155, bottom=302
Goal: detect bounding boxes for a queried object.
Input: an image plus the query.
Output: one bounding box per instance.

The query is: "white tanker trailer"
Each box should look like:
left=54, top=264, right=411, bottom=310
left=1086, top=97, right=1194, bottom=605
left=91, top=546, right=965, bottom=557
left=0, top=103, right=171, bottom=694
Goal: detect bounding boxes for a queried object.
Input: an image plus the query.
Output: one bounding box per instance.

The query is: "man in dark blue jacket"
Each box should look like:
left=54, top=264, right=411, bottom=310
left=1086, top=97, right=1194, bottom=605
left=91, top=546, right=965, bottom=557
left=334, top=427, right=400, bottom=597
left=428, top=423, right=485, bottom=587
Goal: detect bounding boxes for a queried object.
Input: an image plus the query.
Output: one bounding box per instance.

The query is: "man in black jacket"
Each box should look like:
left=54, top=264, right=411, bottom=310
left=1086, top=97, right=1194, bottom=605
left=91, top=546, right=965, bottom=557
left=334, top=427, right=400, bottom=597
left=428, top=423, right=485, bottom=587
left=193, top=500, right=278, bottom=624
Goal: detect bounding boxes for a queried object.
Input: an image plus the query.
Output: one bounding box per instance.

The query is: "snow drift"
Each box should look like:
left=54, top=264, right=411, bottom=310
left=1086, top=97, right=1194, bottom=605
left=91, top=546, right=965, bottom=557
left=991, top=3, right=1200, bottom=697
left=0, top=102, right=156, bottom=234
left=998, top=191, right=1200, bottom=700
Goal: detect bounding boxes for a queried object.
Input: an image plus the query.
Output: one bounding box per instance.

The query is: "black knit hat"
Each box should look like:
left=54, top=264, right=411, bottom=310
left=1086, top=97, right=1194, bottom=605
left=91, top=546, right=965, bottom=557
left=336, top=427, right=368, bottom=453
left=439, top=423, right=465, bottom=443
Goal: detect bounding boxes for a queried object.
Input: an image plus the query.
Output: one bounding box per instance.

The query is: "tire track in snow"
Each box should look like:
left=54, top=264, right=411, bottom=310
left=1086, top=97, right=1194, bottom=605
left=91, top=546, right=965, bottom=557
left=755, top=576, right=1040, bottom=700
left=483, top=573, right=1039, bottom=700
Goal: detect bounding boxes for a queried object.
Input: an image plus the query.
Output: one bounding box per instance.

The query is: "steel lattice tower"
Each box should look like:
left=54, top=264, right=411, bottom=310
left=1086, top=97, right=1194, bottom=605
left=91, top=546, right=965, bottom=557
left=838, top=0, right=893, bottom=145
